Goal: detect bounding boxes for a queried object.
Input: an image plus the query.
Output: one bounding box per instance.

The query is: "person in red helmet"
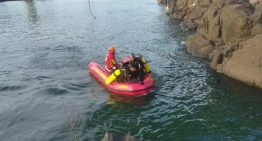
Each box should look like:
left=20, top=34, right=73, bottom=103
left=105, top=46, right=118, bottom=72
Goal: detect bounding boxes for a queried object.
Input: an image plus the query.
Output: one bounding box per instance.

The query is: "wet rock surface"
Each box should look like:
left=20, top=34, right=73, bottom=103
left=159, top=0, right=262, bottom=88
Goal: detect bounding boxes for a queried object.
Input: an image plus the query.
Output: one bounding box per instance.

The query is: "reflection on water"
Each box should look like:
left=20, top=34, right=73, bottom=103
left=25, top=0, right=39, bottom=26
left=106, top=94, right=155, bottom=108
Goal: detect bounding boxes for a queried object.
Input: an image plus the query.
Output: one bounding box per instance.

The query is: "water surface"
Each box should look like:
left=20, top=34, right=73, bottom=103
left=1, top=0, right=262, bottom=141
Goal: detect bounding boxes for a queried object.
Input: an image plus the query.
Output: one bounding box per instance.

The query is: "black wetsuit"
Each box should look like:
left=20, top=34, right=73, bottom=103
left=123, top=57, right=145, bottom=83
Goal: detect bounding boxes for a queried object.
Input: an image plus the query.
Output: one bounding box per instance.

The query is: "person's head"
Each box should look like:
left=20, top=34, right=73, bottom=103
left=109, top=46, right=116, bottom=54
left=129, top=53, right=135, bottom=62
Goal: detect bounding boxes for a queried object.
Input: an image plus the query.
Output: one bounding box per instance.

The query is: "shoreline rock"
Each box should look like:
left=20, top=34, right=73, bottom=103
left=159, top=0, right=212, bottom=30
left=159, top=0, right=262, bottom=89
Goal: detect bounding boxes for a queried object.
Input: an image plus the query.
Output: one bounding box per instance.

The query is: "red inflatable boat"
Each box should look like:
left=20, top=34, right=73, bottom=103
left=88, top=57, right=155, bottom=97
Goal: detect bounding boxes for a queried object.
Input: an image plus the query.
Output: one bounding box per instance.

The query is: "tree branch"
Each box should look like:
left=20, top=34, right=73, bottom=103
left=62, top=100, right=79, bottom=141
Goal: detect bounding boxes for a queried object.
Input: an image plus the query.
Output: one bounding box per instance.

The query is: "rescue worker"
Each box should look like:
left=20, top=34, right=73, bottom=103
left=105, top=46, right=118, bottom=73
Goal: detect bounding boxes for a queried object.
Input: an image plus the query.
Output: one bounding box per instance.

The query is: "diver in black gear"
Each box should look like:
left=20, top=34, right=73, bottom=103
left=122, top=53, right=145, bottom=85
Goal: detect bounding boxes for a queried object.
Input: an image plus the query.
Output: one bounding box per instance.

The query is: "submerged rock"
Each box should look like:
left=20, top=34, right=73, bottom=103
left=101, top=134, right=140, bottom=141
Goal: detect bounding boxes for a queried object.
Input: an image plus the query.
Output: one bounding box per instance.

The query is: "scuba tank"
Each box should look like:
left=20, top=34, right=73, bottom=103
left=105, top=69, right=121, bottom=85
left=139, top=56, right=151, bottom=74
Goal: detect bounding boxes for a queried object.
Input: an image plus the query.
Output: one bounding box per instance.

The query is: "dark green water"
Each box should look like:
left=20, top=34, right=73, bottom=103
left=1, top=0, right=262, bottom=141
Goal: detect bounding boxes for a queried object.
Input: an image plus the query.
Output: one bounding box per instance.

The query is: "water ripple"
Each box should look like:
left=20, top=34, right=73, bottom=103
left=0, top=85, right=25, bottom=92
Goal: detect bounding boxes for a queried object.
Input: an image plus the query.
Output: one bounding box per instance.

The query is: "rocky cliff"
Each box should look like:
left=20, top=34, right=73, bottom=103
left=158, top=0, right=262, bottom=89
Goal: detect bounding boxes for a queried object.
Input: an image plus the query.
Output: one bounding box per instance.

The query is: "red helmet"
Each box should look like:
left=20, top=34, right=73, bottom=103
left=109, top=46, right=116, bottom=51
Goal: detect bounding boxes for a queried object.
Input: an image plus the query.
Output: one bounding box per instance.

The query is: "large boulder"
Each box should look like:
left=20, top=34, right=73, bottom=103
left=186, top=0, right=262, bottom=58
left=250, top=0, right=262, bottom=6
left=185, top=33, right=216, bottom=58
left=180, top=19, right=199, bottom=30
left=210, top=34, right=262, bottom=88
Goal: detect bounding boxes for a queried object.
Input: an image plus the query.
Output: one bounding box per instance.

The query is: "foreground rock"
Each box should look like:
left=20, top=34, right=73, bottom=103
left=159, top=0, right=262, bottom=88
left=101, top=134, right=140, bottom=141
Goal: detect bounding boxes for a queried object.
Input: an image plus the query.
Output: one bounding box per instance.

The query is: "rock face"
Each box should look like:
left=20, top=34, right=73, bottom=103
left=185, top=33, right=216, bottom=58
left=159, top=0, right=212, bottom=30
left=186, top=0, right=262, bottom=57
left=210, top=34, right=262, bottom=88
left=101, top=134, right=140, bottom=141
left=186, top=0, right=262, bottom=88
left=250, top=0, right=262, bottom=6
left=159, top=0, right=262, bottom=88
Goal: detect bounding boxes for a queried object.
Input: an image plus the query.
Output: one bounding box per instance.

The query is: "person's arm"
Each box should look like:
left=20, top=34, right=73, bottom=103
left=112, top=55, right=117, bottom=65
left=105, top=53, right=111, bottom=69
